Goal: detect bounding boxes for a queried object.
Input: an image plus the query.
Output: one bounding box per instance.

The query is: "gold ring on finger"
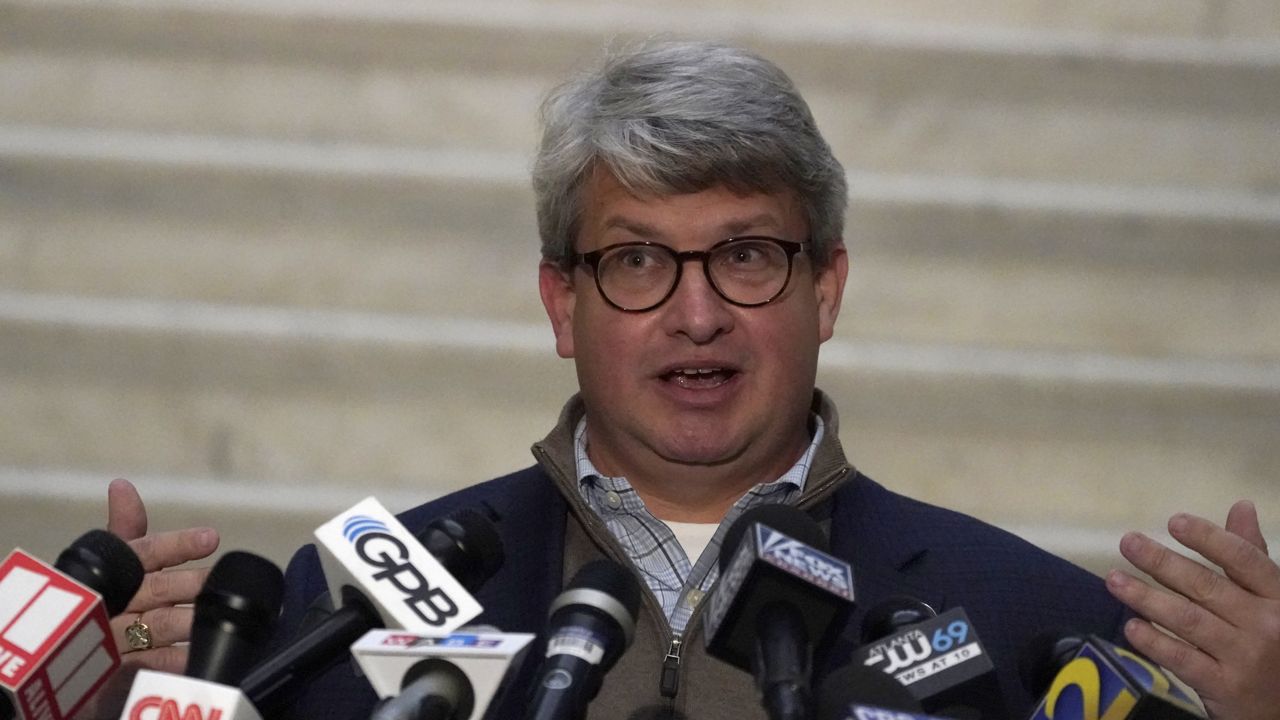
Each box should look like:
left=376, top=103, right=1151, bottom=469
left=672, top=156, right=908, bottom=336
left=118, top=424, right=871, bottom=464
left=125, top=613, right=153, bottom=651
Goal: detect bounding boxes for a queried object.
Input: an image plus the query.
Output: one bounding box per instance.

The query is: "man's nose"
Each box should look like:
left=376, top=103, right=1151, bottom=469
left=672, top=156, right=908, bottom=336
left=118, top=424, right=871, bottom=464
left=660, top=259, right=735, bottom=343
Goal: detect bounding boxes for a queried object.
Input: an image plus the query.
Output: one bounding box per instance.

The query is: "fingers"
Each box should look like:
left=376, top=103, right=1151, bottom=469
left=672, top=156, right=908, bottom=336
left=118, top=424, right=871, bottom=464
left=1106, top=566, right=1235, bottom=659
left=128, top=526, right=219, bottom=574
left=127, top=567, right=211, bottom=613
left=120, top=644, right=188, bottom=676
left=107, top=478, right=147, bottom=541
left=1167, top=512, right=1280, bottom=600
left=1116, top=530, right=1255, bottom=628
left=1121, top=616, right=1222, bottom=693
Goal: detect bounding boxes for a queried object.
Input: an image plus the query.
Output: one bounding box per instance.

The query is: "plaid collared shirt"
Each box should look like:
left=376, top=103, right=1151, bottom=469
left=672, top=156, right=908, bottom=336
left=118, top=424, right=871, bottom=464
left=573, top=416, right=824, bottom=633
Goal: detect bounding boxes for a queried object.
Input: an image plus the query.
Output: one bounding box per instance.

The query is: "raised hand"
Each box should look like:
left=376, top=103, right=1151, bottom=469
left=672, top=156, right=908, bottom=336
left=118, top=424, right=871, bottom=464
left=74, top=478, right=220, bottom=719
left=1107, top=500, right=1280, bottom=720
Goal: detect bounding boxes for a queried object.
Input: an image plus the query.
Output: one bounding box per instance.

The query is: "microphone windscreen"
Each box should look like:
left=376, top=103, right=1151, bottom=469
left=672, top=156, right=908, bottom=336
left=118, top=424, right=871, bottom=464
left=55, top=529, right=145, bottom=616
left=419, top=508, right=504, bottom=592
left=188, top=551, right=285, bottom=684
left=404, top=657, right=475, bottom=718
left=1017, top=631, right=1085, bottom=696
left=860, top=596, right=938, bottom=645
left=561, top=559, right=642, bottom=623
left=718, top=504, right=828, bottom=572
left=201, top=551, right=286, bottom=626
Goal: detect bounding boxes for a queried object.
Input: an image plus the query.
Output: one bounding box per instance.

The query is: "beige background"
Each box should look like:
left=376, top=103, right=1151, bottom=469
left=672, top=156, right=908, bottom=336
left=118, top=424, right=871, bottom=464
left=1, top=0, right=1278, bottom=580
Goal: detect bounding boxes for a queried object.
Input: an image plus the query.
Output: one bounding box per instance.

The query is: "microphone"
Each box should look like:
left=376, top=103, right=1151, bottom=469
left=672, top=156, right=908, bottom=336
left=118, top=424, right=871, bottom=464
left=1, top=530, right=144, bottom=720
left=370, top=658, right=471, bottom=720
left=524, top=559, right=641, bottom=720
left=859, top=597, right=937, bottom=646
left=1021, top=633, right=1206, bottom=720
left=814, top=662, right=925, bottom=720
left=703, top=505, right=856, bottom=720
left=352, top=629, right=535, bottom=720
left=852, top=599, right=1004, bottom=720
left=118, top=551, right=285, bottom=720
left=185, top=551, right=286, bottom=685
left=239, top=503, right=503, bottom=713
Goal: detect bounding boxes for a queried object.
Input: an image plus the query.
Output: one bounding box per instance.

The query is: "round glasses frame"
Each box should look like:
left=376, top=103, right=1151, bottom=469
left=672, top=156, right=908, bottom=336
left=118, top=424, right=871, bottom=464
left=572, top=236, right=809, bottom=313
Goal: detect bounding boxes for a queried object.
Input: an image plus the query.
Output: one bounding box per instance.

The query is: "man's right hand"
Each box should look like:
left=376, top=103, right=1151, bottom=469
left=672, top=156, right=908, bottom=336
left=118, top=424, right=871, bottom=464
left=73, top=478, right=220, bottom=719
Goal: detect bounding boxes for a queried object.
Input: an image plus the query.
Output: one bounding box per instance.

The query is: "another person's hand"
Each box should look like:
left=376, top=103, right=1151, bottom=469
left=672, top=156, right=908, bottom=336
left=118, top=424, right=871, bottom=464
left=1107, top=500, right=1280, bottom=720
left=74, top=478, right=220, bottom=719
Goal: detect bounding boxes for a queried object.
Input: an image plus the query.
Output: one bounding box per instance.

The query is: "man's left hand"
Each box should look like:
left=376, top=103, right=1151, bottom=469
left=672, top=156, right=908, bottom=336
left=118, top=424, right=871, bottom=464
left=1107, top=500, right=1280, bottom=720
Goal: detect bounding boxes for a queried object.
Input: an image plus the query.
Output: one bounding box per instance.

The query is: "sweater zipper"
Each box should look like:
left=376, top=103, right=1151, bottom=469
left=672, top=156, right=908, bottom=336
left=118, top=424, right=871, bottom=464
left=659, top=634, right=682, bottom=698
left=533, top=444, right=689, bottom=706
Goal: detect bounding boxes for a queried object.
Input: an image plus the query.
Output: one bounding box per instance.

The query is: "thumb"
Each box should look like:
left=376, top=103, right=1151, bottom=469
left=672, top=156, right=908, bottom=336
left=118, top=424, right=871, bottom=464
left=107, top=478, right=148, bottom=541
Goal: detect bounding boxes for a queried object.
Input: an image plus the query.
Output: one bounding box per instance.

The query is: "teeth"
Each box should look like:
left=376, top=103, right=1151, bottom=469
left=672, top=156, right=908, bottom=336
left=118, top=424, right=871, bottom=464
left=676, top=368, right=722, bottom=375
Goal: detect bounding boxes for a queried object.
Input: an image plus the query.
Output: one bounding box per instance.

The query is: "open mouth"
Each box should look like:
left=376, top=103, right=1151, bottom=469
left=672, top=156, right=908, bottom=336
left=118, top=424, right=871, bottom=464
left=660, top=367, right=738, bottom=389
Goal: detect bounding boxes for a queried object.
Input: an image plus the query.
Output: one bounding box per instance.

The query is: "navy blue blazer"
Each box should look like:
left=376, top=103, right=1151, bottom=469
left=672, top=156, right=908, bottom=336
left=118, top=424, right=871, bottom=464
left=268, top=467, right=1130, bottom=719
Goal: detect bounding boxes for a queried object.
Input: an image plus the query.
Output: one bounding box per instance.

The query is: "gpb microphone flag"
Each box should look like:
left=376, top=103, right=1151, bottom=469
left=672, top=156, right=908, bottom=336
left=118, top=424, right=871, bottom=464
left=1, top=531, right=143, bottom=720
left=240, top=504, right=502, bottom=714
left=313, top=498, right=484, bottom=634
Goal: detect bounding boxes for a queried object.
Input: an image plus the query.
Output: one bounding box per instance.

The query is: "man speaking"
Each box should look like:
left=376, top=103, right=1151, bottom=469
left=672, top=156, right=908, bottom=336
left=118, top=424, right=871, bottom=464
left=101, top=39, right=1280, bottom=720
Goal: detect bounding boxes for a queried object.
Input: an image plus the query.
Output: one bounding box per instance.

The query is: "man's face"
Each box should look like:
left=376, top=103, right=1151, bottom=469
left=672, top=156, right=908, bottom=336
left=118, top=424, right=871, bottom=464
left=539, top=170, right=847, bottom=481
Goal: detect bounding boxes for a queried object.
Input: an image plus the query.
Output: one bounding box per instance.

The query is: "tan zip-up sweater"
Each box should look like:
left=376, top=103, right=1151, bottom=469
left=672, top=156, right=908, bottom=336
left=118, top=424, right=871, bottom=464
left=531, top=390, right=854, bottom=720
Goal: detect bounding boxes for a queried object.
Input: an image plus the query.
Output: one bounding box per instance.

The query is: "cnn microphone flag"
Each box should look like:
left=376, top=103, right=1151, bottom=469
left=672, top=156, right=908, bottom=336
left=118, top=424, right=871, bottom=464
left=0, top=549, right=121, bottom=719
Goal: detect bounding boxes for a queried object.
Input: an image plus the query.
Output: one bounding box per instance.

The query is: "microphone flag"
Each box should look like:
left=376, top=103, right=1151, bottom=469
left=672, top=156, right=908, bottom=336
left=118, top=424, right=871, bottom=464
left=0, top=550, right=120, bottom=720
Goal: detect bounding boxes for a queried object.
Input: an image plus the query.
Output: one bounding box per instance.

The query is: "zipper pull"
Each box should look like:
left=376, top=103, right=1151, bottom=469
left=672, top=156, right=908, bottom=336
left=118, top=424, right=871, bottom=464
left=659, top=634, right=683, bottom=698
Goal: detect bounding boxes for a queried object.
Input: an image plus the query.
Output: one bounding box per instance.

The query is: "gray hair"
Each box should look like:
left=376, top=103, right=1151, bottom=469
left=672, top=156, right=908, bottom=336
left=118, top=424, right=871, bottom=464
left=533, top=40, right=847, bottom=268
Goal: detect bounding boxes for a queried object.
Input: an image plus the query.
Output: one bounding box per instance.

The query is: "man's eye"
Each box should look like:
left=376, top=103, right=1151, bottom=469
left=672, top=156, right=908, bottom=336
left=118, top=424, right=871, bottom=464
left=611, top=247, right=664, bottom=270
left=620, top=251, right=649, bottom=267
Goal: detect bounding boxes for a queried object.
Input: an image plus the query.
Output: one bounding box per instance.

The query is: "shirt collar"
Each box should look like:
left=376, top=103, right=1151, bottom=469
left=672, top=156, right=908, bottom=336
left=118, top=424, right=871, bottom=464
left=572, top=414, right=824, bottom=512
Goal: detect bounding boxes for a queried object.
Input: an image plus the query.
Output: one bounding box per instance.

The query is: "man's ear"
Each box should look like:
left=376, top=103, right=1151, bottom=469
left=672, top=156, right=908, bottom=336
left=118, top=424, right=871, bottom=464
left=814, top=241, right=848, bottom=344
left=539, top=260, right=577, bottom=358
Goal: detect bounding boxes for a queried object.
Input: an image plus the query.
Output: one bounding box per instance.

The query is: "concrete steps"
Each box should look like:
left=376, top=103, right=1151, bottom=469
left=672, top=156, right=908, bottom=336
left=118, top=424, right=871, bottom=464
left=1, top=293, right=1277, bottom=557
left=3, top=128, right=1278, bottom=360
left=3, top=1, right=1278, bottom=191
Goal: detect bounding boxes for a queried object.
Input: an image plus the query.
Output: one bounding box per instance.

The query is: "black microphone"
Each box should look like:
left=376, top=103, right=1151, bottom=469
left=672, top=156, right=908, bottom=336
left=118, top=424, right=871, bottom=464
left=1021, top=633, right=1206, bottom=720
left=852, top=598, right=1004, bottom=720
left=859, top=597, right=937, bottom=646
left=369, top=657, right=475, bottom=720
left=116, top=551, right=283, bottom=720
left=703, top=504, right=856, bottom=720
left=1017, top=631, right=1084, bottom=704
left=815, top=662, right=925, bottom=720
left=524, top=559, right=641, bottom=720
left=185, top=551, right=286, bottom=685
left=240, top=507, right=504, bottom=713
left=54, top=529, right=145, bottom=616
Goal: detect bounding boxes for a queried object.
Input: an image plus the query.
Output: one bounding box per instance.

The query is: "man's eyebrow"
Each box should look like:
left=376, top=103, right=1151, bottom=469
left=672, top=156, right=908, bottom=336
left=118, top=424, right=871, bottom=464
left=720, top=214, right=784, bottom=236
left=601, top=218, right=663, bottom=238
